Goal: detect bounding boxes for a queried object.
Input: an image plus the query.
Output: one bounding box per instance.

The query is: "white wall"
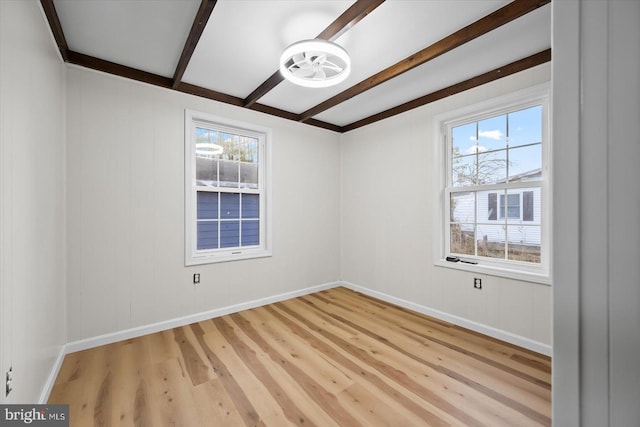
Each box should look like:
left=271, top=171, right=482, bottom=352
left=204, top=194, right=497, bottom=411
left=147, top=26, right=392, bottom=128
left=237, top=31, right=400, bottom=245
left=552, top=0, right=640, bottom=425
left=65, top=67, right=341, bottom=341
left=340, top=64, right=552, bottom=349
left=0, top=0, right=67, bottom=403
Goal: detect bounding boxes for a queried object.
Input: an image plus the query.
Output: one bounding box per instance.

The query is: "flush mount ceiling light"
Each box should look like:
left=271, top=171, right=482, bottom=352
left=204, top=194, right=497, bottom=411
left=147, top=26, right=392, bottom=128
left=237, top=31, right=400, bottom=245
left=280, top=39, right=351, bottom=88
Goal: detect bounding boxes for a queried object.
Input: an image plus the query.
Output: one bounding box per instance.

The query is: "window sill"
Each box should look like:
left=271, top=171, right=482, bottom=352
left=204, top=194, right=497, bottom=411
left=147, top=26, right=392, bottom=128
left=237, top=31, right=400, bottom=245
left=186, top=249, right=272, bottom=266
left=434, top=258, right=551, bottom=285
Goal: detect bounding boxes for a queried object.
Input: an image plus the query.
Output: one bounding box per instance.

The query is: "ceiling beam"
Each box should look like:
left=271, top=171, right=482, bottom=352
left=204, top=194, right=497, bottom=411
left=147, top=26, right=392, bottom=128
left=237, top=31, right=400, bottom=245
left=172, top=0, right=218, bottom=89
left=39, top=0, right=549, bottom=135
left=67, top=51, right=174, bottom=88
left=242, top=0, right=386, bottom=108
left=299, top=0, right=551, bottom=122
left=341, top=48, right=552, bottom=133
left=65, top=51, right=341, bottom=132
left=40, top=0, right=69, bottom=61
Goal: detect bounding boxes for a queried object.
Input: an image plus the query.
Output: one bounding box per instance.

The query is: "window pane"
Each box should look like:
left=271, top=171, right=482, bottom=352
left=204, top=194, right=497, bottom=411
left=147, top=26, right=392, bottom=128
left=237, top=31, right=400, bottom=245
left=196, top=128, right=223, bottom=157
left=242, top=194, right=259, bottom=218
left=477, top=150, right=506, bottom=185
left=450, top=192, right=475, bottom=223
left=241, top=220, right=260, bottom=246
left=195, top=157, right=218, bottom=187
left=477, top=190, right=498, bottom=221
left=507, top=194, right=520, bottom=219
left=476, top=224, right=506, bottom=259
left=220, top=221, right=240, bottom=248
left=239, top=136, right=258, bottom=163
left=513, top=187, right=540, bottom=224
left=523, top=190, right=535, bottom=222
left=500, top=193, right=521, bottom=220
left=508, top=105, right=542, bottom=147
left=450, top=223, right=475, bottom=256
left=452, top=154, right=476, bottom=187
left=507, top=225, right=541, bottom=263
left=220, top=193, right=240, bottom=219
left=197, top=221, right=218, bottom=250
left=197, top=191, right=218, bottom=219
left=219, top=160, right=239, bottom=187
left=196, top=127, right=222, bottom=187
left=220, top=133, right=239, bottom=160
left=478, top=114, right=507, bottom=151
left=452, top=122, right=477, bottom=157
left=508, top=144, right=542, bottom=182
left=240, top=162, right=258, bottom=189
left=508, top=197, right=520, bottom=219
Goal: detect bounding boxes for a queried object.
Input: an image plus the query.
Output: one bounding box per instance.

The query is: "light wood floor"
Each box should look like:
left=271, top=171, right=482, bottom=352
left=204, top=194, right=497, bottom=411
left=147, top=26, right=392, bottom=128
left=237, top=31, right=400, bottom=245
left=49, top=287, right=551, bottom=426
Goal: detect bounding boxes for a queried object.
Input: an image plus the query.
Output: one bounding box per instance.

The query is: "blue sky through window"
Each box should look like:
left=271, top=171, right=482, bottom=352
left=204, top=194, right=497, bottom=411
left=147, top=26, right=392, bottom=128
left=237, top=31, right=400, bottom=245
left=452, top=105, right=542, bottom=184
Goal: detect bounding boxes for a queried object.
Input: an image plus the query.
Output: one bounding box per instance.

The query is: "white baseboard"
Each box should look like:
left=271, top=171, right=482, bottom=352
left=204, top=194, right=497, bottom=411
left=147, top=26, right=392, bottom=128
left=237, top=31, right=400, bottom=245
left=41, top=279, right=550, bottom=402
left=38, top=345, right=66, bottom=404
left=339, top=281, right=552, bottom=356
left=40, top=281, right=339, bottom=403
left=65, top=281, right=340, bottom=355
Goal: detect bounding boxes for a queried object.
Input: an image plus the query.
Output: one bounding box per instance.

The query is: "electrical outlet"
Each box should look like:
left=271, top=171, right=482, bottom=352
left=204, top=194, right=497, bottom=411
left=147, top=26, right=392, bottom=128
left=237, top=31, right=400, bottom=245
left=473, top=278, right=482, bottom=289
left=6, top=367, right=13, bottom=397
left=193, top=273, right=200, bottom=284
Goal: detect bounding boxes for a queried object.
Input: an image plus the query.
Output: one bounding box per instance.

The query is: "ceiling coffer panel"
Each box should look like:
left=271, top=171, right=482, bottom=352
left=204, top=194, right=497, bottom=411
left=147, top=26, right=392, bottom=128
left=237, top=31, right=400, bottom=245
left=53, top=0, right=201, bottom=77
left=41, top=0, right=551, bottom=133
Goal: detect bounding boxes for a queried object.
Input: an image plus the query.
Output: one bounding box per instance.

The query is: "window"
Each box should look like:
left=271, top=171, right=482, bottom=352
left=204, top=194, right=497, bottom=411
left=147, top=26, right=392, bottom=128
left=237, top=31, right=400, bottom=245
left=185, top=110, right=271, bottom=265
left=436, top=85, right=550, bottom=283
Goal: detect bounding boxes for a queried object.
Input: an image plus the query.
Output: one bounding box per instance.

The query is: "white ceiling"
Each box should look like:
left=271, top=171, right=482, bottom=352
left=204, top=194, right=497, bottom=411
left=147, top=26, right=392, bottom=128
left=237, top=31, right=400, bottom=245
left=54, top=0, right=202, bottom=77
left=49, top=0, right=551, bottom=131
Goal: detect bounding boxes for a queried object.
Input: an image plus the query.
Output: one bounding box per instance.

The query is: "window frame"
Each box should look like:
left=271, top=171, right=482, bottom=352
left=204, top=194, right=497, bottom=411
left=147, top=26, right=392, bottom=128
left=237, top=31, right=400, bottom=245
left=185, top=110, right=272, bottom=266
left=434, top=84, right=551, bottom=284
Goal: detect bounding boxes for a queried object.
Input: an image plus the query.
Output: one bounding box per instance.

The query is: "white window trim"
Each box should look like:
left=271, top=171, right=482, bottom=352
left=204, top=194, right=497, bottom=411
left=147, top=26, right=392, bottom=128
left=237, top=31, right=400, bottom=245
left=185, top=110, right=272, bottom=265
left=433, top=84, right=552, bottom=285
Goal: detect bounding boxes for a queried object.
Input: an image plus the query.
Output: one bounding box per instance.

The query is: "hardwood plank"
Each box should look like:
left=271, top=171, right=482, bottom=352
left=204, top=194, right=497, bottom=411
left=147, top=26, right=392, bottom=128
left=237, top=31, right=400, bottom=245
left=49, top=287, right=551, bottom=426
left=275, top=300, right=484, bottom=426
left=311, top=291, right=551, bottom=395
left=261, top=304, right=457, bottom=426
left=173, top=326, right=215, bottom=386
left=192, top=377, right=246, bottom=426
left=211, top=316, right=317, bottom=426
left=280, top=294, right=549, bottom=425
left=144, top=358, right=204, bottom=427
left=190, top=322, right=267, bottom=426
left=133, top=379, right=152, bottom=427
left=336, top=383, right=426, bottom=427
left=141, top=329, right=180, bottom=366
left=227, top=314, right=364, bottom=427
left=331, top=287, right=552, bottom=380
left=307, top=293, right=551, bottom=405
left=234, top=310, right=354, bottom=396
left=111, top=340, right=147, bottom=425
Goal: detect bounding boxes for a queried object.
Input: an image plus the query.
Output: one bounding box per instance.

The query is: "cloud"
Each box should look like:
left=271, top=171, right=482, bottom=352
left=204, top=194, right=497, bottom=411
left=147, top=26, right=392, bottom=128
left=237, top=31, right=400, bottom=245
left=465, top=145, right=488, bottom=154
left=478, top=129, right=504, bottom=140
